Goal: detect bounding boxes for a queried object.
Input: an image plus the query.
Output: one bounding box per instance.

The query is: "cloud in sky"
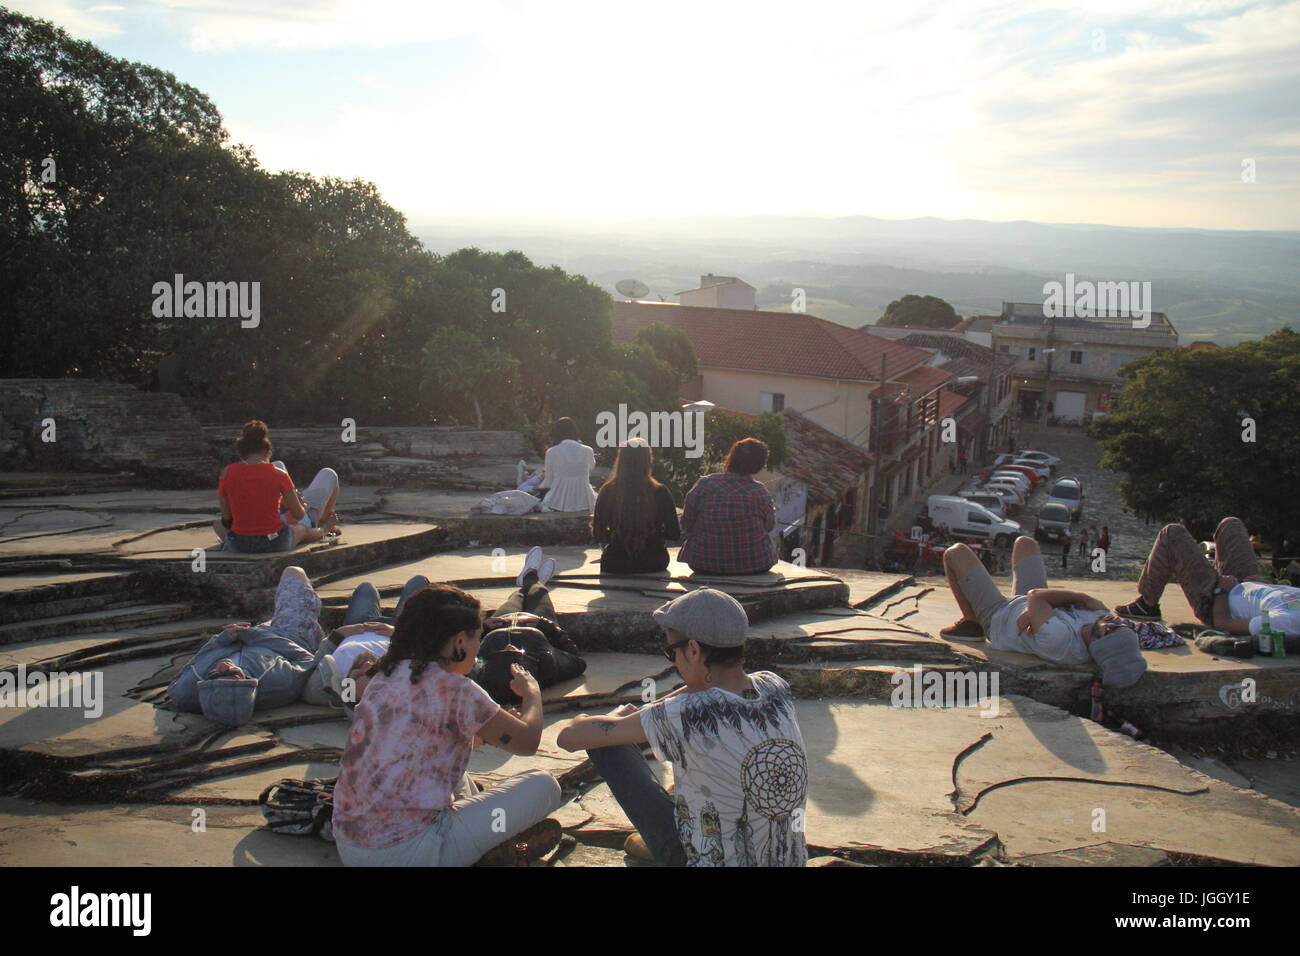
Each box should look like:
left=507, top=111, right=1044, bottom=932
left=10, top=0, right=1300, bottom=228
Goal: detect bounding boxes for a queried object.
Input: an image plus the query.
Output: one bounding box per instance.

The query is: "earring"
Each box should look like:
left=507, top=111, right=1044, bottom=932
left=451, top=646, right=466, bottom=663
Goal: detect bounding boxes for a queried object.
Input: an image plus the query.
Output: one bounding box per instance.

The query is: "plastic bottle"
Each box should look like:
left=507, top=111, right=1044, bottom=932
left=1089, top=682, right=1105, bottom=722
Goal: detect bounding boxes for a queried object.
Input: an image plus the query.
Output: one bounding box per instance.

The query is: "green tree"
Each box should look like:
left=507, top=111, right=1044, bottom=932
left=635, top=322, right=698, bottom=380
left=1093, top=329, right=1300, bottom=551
left=876, top=294, right=961, bottom=329
left=419, top=327, right=521, bottom=429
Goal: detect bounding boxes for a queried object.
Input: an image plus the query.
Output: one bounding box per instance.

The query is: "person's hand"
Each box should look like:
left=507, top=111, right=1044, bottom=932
left=1217, top=574, right=1239, bottom=593
left=223, top=622, right=252, bottom=636
left=509, top=663, right=540, bottom=702
left=1016, top=609, right=1033, bottom=634
left=1083, top=596, right=1107, bottom=611
left=609, top=703, right=640, bottom=718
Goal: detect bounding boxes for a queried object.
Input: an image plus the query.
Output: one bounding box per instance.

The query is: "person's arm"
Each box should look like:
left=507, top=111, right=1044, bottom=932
left=591, top=487, right=609, bottom=545
left=680, top=482, right=700, bottom=535
left=538, top=447, right=555, bottom=489
left=556, top=706, right=649, bottom=751
left=659, top=487, right=681, bottom=541
left=217, top=467, right=234, bottom=524
left=1017, top=588, right=1103, bottom=633
left=757, top=484, right=775, bottom=532
left=475, top=664, right=545, bottom=755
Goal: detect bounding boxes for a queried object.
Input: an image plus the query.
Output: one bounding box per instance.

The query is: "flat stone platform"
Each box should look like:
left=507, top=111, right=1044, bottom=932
left=2, top=475, right=1299, bottom=866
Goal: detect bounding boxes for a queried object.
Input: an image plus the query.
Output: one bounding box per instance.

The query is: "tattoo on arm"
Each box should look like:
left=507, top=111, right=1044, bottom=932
left=498, top=732, right=512, bottom=745
left=598, top=720, right=613, bottom=735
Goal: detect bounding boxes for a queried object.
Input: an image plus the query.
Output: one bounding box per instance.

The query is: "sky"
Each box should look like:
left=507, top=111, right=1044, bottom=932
left=11, top=0, right=1300, bottom=231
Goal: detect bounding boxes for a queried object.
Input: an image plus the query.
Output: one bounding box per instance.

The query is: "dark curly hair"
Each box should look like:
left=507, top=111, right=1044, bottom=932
left=373, top=584, right=482, bottom=684
left=724, top=437, right=768, bottom=475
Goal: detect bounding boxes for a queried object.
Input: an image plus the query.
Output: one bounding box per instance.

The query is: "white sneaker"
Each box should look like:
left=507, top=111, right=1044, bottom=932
left=517, top=546, right=544, bottom=586
left=537, top=557, right=557, bottom=587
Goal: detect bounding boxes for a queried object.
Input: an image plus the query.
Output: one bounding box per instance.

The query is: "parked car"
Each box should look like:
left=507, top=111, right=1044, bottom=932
left=982, top=482, right=1026, bottom=512
left=1011, top=458, right=1052, bottom=480
left=1046, top=476, right=1084, bottom=520
left=959, top=491, right=1006, bottom=517
left=982, top=481, right=1024, bottom=512
left=926, top=495, right=1020, bottom=547
left=995, top=464, right=1042, bottom=488
left=1035, top=502, right=1073, bottom=543
left=1017, top=450, right=1061, bottom=471
left=989, top=471, right=1032, bottom=495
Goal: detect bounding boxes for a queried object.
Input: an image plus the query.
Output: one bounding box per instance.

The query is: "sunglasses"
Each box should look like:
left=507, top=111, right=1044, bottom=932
left=664, top=637, right=692, bottom=662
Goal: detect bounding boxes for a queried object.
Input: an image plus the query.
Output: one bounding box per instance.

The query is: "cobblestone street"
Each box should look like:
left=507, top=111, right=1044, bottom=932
left=887, top=422, right=1163, bottom=583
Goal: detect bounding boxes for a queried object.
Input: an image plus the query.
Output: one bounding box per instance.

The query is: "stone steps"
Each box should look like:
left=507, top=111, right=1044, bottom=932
left=0, top=602, right=193, bottom=645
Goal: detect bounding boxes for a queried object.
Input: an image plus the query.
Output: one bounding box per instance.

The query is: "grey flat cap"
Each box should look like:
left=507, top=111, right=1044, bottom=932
left=1089, top=626, right=1147, bottom=689
left=653, top=588, right=750, bottom=647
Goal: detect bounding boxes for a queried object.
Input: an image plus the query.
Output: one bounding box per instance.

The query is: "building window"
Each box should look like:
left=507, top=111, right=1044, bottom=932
left=999, top=345, right=1010, bottom=353
left=1069, top=350, right=1083, bottom=365
left=1027, top=347, right=1037, bottom=361
left=760, top=391, right=785, bottom=412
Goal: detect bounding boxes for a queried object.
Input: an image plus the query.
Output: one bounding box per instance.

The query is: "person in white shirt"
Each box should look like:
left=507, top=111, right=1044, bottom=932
left=536, top=417, right=597, bottom=513
left=940, top=535, right=1146, bottom=687
left=1118, top=517, right=1299, bottom=638
left=556, top=588, right=809, bottom=867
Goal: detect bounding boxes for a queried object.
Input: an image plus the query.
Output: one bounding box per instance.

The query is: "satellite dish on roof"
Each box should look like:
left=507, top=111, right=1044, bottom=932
left=616, top=279, right=650, bottom=300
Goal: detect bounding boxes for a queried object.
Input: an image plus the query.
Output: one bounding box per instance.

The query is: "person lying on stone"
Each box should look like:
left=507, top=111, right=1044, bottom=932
left=556, top=588, right=809, bottom=867
left=331, top=583, right=563, bottom=866
left=1117, top=517, right=1299, bottom=639
left=300, top=573, right=429, bottom=709
left=168, top=566, right=326, bottom=725
left=213, top=419, right=341, bottom=554
left=305, top=551, right=585, bottom=712
left=940, top=536, right=1146, bottom=688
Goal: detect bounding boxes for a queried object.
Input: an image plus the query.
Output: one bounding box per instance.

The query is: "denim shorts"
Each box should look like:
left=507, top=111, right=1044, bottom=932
left=225, top=523, right=294, bottom=553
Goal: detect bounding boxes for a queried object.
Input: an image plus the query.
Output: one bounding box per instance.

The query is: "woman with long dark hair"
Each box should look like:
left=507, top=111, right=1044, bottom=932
left=212, top=420, right=340, bottom=553
left=678, top=438, right=779, bottom=574
left=592, top=440, right=680, bottom=574
left=331, top=584, right=562, bottom=866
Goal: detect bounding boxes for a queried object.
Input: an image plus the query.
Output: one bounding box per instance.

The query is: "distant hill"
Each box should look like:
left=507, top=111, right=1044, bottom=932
left=415, top=215, right=1300, bottom=344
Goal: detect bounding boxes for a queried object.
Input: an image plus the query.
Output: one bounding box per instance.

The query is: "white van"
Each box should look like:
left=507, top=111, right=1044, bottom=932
left=926, top=495, right=1020, bottom=546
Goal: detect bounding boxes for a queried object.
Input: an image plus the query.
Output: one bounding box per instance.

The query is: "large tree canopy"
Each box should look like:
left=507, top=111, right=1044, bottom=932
left=876, top=294, right=962, bottom=329
left=0, top=6, right=789, bottom=481
left=1093, top=328, right=1300, bottom=552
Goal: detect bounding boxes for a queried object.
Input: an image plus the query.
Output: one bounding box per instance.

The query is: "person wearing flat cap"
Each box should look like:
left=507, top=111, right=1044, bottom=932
left=557, top=587, right=808, bottom=867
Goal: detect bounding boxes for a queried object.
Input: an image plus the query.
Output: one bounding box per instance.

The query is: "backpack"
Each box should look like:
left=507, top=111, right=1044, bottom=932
left=258, top=778, right=336, bottom=842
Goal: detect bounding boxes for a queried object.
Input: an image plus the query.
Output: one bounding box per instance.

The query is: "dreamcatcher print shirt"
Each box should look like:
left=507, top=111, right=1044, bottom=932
left=640, top=671, right=808, bottom=867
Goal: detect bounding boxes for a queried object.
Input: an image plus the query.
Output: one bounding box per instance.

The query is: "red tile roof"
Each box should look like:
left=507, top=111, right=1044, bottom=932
left=613, top=302, right=934, bottom=383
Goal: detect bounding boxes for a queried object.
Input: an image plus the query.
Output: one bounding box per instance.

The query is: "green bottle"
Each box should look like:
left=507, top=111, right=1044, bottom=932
left=1273, top=614, right=1287, bottom=658
left=1257, top=612, right=1274, bottom=656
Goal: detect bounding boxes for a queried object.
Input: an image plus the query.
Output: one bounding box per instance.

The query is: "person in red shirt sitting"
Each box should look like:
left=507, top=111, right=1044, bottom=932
left=212, top=420, right=340, bottom=553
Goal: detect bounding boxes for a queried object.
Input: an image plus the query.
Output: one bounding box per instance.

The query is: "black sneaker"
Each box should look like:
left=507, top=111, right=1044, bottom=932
left=1116, top=597, right=1162, bottom=620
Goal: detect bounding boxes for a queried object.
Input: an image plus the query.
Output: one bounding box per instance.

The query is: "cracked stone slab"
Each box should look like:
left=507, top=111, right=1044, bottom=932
left=0, top=657, right=211, bottom=759
left=542, top=654, right=680, bottom=703
left=0, top=796, right=340, bottom=866
left=958, top=695, right=1300, bottom=866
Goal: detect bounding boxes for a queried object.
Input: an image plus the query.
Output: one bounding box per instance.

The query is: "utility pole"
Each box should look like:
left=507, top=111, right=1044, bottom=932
left=1040, top=313, right=1056, bottom=428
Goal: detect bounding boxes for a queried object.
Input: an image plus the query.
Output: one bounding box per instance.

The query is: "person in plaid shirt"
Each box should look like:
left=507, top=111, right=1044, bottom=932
left=678, top=439, right=779, bottom=574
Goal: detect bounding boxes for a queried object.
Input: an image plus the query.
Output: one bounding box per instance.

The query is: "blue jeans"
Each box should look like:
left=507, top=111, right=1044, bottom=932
left=341, top=575, right=429, bottom=628
left=586, top=745, right=686, bottom=867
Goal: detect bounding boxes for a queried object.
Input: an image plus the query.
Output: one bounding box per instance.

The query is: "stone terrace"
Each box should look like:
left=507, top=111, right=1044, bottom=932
left=2, top=475, right=1299, bottom=866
